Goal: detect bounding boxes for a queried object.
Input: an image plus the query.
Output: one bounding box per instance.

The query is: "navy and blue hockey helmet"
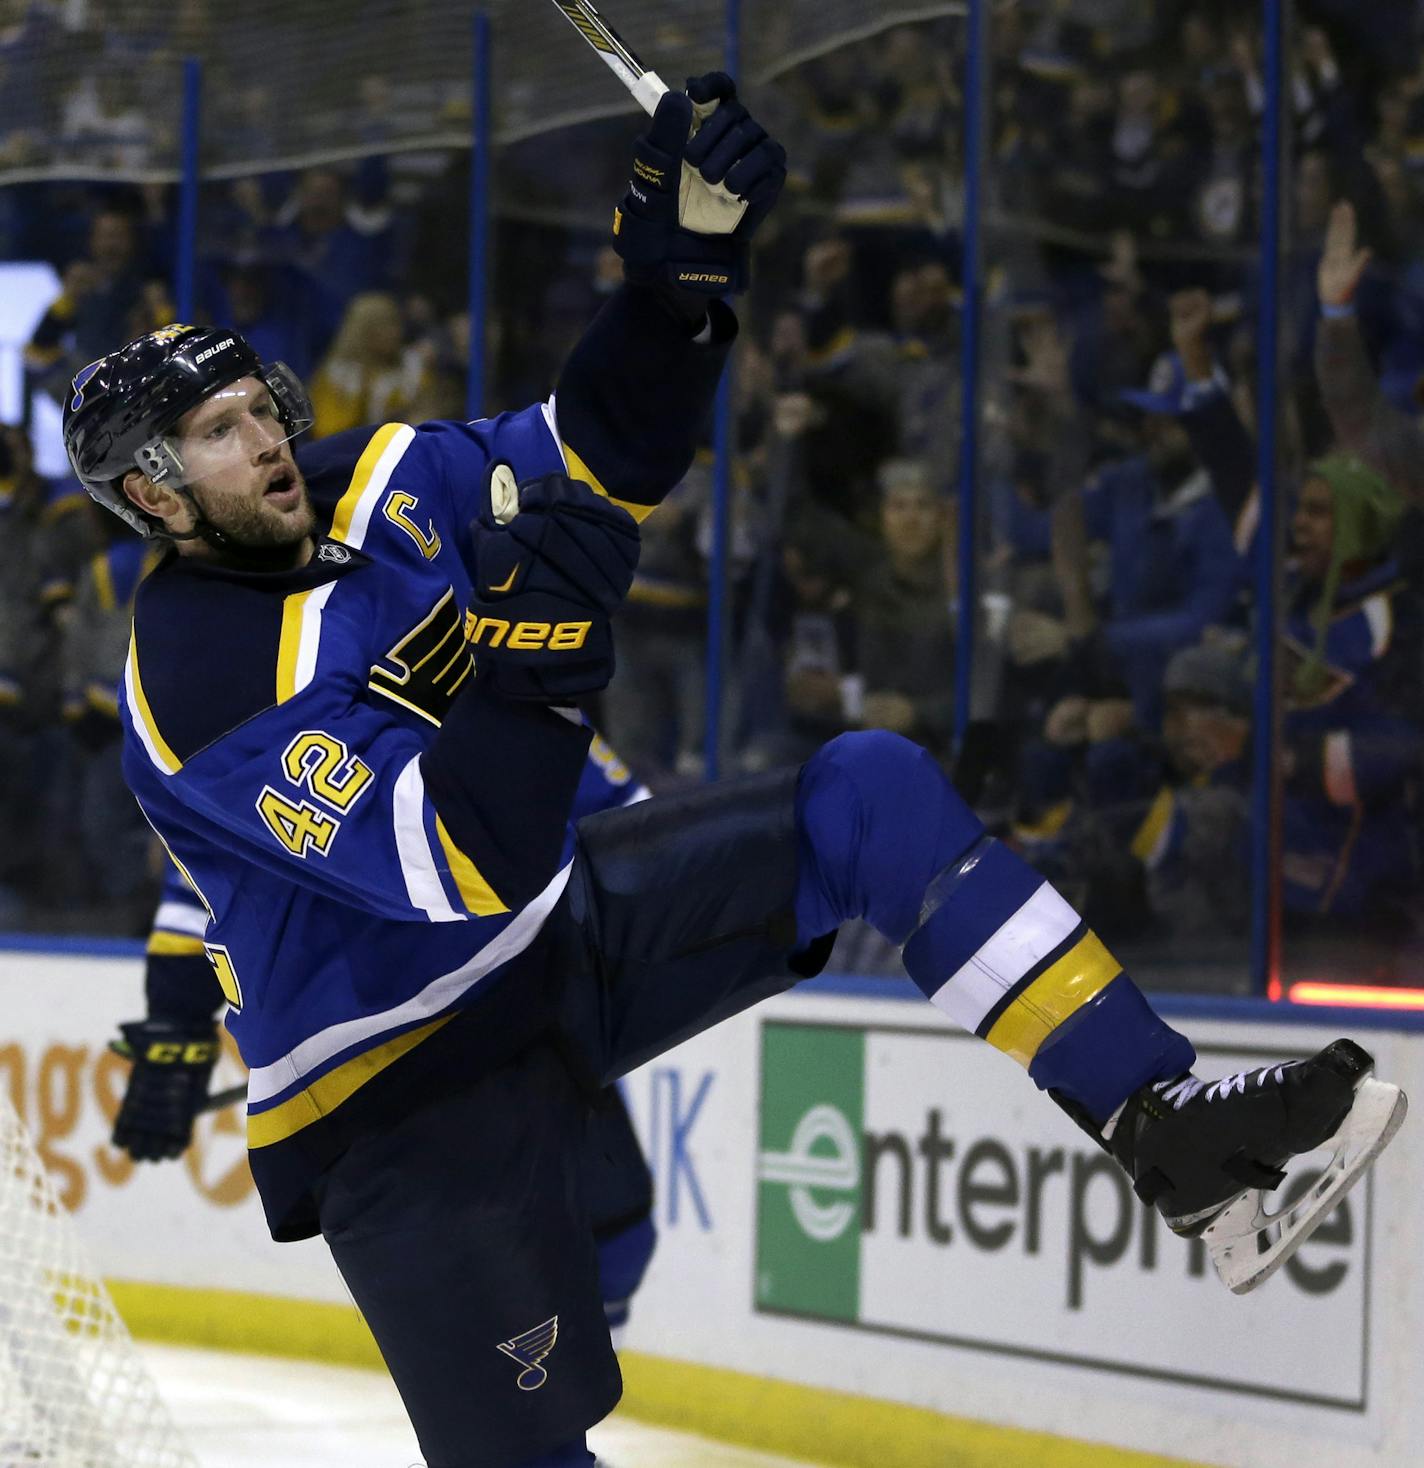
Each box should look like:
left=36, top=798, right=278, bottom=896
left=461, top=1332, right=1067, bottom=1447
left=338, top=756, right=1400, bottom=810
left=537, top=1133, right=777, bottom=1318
left=61, top=323, right=313, bottom=538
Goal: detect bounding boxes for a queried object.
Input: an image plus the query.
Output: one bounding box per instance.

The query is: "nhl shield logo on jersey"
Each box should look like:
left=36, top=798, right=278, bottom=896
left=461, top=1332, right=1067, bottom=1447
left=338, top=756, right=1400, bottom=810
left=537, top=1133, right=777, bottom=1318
left=495, top=1315, right=559, bottom=1390
left=316, top=541, right=351, bottom=565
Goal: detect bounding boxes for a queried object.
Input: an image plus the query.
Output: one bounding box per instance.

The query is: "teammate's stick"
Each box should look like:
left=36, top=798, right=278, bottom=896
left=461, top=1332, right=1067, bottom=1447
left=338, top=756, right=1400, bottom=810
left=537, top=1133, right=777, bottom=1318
left=546, top=0, right=669, bottom=116
left=198, top=1082, right=247, bottom=1114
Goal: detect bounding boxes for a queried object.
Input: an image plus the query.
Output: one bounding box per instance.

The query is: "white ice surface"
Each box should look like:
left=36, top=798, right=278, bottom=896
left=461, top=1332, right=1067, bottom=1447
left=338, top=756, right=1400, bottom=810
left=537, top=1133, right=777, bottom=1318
left=137, top=1342, right=825, bottom=1468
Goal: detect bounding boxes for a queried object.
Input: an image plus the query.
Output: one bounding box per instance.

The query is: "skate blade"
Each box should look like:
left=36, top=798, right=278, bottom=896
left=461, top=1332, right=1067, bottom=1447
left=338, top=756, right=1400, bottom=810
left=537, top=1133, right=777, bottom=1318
left=1204, top=1076, right=1408, bottom=1295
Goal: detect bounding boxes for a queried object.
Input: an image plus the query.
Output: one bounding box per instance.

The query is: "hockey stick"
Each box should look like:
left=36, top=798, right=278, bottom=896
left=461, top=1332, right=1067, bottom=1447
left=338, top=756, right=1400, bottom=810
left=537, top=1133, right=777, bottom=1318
left=198, top=1082, right=247, bottom=1114
left=546, top=0, right=748, bottom=228
left=547, top=0, right=670, bottom=116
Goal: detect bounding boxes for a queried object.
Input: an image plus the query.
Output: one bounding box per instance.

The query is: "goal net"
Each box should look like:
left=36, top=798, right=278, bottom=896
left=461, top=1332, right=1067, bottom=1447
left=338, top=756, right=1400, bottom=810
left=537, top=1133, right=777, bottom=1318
left=0, top=1093, right=197, bottom=1467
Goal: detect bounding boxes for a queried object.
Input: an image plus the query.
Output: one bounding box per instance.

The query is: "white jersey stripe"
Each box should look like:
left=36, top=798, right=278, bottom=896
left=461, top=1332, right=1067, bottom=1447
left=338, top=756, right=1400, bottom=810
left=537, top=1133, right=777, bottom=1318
left=392, top=756, right=463, bottom=923
left=344, top=424, right=417, bottom=551
left=153, top=900, right=209, bottom=938
left=928, top=882, right=1081, bottom=1033
left=245, top=860, right=573, bottom=1105
left=292, top=579, right=338, bottom=697
left=123, top=641, right=180, bottom=776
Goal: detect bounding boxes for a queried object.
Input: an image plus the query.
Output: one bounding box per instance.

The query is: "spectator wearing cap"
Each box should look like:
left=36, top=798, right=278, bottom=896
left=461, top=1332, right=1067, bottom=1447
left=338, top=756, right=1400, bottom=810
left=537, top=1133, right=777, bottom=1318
left=1029, top=346, right=1245, bottom=732
left=1277, top=456, right=1424, bottom=926
left=1016, top=632, right=1257, bottom=943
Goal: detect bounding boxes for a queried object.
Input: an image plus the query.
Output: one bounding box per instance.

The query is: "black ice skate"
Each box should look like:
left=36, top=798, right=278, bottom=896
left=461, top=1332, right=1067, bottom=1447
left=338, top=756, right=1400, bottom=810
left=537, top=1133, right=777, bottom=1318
left=1101, top=1039, right=1407, bottom=1294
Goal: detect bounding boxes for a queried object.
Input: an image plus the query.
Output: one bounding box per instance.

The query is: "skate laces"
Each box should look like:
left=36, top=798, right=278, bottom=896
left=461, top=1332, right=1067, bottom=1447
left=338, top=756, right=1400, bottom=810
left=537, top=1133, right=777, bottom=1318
left=1154, top=1063, right=1294, bottom=1111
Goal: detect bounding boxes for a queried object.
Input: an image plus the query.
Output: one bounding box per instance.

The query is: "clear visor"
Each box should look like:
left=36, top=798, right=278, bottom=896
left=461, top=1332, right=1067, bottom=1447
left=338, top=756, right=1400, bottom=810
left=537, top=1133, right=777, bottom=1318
left=135, top=368, right=313, bottom=490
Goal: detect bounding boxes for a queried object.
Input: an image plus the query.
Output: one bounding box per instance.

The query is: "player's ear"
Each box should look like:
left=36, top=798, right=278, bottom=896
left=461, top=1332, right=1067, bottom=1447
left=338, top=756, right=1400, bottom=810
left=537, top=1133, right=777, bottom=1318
left=121, top=468, right=188, bottom=529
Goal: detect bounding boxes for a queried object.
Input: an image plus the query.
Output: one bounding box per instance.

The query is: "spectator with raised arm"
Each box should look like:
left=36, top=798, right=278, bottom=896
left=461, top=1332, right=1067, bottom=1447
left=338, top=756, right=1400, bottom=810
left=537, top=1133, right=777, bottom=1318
left=1314, top=200, right=1424, bottom=502
left=1171, top=287, right=1424, bottom=932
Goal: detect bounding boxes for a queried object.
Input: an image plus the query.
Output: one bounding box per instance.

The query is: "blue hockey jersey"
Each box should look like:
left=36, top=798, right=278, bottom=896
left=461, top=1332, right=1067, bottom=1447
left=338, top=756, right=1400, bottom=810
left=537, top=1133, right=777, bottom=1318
left=118, top=285, right=731, bottom=1237
left=144, top=730, right=650, bottom=1018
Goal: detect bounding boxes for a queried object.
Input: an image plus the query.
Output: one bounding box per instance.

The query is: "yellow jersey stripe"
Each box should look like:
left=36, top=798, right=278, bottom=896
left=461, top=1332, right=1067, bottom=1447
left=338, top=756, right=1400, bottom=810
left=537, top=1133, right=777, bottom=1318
left=85, top=682, right=120, bottom=716
left=1130, top=786, right=1175, bottom=866
left=561, top=441, right=656, bottom=524
left=985, top=932, right=1121, bottom=1068
left=329, top=423, right=410, bottom=544
left=127, top=636, right=183, bottom=774
left=276, top=588, right=312, bottom=704
left=1014, top=799, right=1072, bottom=842
left=247, top=1014, right=455, bottom=1148
left=146, top=931, right=207, bottom=957
left=93, top=552, right=116, bottom=613
left=434, top=815, right=509, bottom=916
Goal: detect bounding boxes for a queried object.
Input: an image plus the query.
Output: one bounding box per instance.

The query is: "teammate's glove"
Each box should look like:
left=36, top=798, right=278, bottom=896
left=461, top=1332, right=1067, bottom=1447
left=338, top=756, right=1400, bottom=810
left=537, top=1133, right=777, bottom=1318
left=468, top=467, right=640, bottom=702
left=110, top=1018, right=219, bottom=1162
left=613, top=72, right=786, bottom=296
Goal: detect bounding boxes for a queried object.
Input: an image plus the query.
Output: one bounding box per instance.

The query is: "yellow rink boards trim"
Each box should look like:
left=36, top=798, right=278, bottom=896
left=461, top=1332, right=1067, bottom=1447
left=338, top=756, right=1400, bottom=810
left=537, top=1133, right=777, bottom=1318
left=109, top=1280, right=1214, bottom=1468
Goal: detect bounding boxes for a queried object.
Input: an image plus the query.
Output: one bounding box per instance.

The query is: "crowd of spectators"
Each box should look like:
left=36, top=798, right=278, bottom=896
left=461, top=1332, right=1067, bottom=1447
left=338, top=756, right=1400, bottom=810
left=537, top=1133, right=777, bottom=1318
left=6, top=3, right=1424, bottom=989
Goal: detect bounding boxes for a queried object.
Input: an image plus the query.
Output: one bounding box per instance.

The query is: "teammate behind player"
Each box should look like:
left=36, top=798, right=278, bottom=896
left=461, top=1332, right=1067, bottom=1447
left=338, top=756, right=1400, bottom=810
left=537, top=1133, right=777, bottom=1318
left=67, top=74, right=1404, bottom=1468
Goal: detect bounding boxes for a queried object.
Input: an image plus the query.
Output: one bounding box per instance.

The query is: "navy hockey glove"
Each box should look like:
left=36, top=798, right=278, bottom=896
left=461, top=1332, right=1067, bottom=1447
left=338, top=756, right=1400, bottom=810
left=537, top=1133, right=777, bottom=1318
left=110, top=1019, right=219, bottom=1162
left=613, top=72, right=786, bottom=296
left=468, top=468, right=640, bottom=702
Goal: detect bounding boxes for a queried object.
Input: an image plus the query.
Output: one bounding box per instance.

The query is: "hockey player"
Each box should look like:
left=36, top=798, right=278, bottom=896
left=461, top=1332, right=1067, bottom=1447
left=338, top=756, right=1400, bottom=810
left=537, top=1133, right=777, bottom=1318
left=115, top=741, right=658, bottom=1351
left=65, top=76, right=1405, bottom=1468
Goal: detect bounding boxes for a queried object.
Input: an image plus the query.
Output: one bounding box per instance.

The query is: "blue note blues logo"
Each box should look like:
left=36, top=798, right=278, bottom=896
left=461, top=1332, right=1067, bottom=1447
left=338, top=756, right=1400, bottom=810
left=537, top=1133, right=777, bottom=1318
left=70, top=359, right=104, bottom=412
left=495, top=1315, right=559, bottom=1390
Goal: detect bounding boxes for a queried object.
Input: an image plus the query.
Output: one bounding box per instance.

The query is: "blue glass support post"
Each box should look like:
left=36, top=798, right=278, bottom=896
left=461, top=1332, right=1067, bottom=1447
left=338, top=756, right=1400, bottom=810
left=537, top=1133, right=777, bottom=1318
left=175, top=58, right=202, bottom=323
left=704, top=0, right=742, bottom=782
left=953, top=0, right=987, bottom=748
left=467, top=11, right=493, bottom=420
left=1252, top=0, right=1285, bottom=997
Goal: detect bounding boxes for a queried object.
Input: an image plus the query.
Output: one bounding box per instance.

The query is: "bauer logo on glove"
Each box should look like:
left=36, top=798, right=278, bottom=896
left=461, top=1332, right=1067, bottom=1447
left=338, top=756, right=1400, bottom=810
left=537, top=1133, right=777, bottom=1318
left=612, top=71, right=786, bottom=295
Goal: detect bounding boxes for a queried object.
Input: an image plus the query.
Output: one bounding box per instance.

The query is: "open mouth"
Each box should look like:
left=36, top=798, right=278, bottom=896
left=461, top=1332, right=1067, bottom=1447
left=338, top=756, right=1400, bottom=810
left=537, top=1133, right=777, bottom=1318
left=265, top=470, right=297, bottom=500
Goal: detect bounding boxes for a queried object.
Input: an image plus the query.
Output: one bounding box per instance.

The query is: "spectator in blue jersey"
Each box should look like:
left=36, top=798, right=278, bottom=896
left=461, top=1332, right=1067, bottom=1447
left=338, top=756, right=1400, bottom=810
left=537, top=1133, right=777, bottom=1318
left=1026, top=349, right=1245, bottom=733
left=259, top=169, right=393, bottom=364
left=208, top=258, right=319, bottom=383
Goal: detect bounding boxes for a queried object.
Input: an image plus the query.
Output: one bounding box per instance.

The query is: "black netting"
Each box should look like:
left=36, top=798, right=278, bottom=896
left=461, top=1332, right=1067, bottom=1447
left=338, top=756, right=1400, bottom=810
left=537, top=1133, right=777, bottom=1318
left=0, top=1, right=966, bottom=184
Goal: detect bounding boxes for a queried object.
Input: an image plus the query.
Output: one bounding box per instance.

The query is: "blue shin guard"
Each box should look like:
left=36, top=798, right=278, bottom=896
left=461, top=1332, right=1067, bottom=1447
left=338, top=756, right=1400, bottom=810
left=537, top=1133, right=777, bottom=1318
left=794, top=732, right=1194, bottom=1122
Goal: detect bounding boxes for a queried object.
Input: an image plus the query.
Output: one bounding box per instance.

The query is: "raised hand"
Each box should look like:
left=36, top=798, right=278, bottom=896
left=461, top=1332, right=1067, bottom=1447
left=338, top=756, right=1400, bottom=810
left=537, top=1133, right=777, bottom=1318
left=1317, top=201, right=1371, bottom=308
left=1168, top=289, right=1215, bottom=381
